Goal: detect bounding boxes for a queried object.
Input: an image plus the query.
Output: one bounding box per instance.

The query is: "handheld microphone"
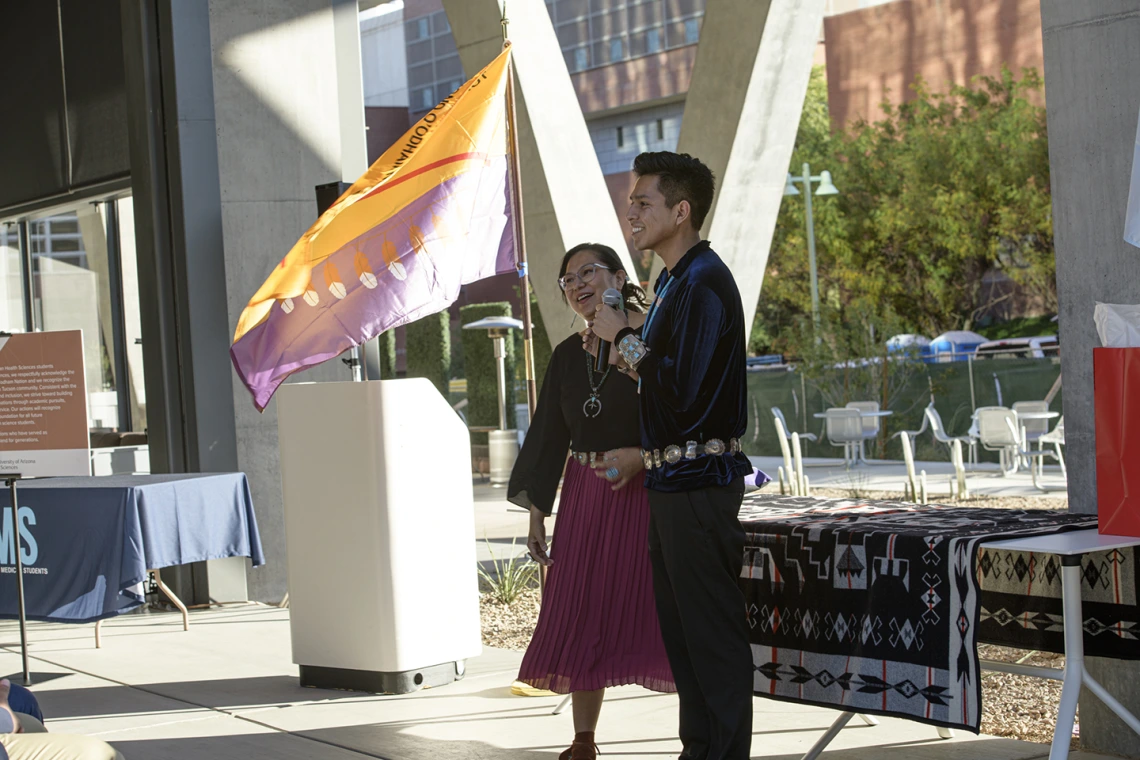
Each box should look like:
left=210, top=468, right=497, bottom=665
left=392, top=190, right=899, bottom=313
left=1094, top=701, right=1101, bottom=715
left=596, top=288, right=624, bottom=372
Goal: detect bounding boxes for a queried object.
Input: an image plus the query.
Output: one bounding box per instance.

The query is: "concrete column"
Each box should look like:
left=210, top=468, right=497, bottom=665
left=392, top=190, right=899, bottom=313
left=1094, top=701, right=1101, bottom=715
left=121, top=0, right=244, bottom=602
left=1039, top=2, right=1140, bottom=755
left=441, top=0, right=636, bottom=346
left=209, top=0, right=356, bottom=602
left=651, top=0, right=825, bottom=337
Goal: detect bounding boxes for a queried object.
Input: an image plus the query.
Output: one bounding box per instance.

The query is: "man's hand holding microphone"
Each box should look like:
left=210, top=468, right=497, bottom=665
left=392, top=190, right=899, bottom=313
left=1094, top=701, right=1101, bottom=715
left=582, top=287, right=632, bottom=371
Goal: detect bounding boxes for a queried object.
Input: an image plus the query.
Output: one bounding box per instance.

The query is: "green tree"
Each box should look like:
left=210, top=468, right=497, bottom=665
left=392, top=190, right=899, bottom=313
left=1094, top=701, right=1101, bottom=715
left=756, top=66, right=1054, bottom=359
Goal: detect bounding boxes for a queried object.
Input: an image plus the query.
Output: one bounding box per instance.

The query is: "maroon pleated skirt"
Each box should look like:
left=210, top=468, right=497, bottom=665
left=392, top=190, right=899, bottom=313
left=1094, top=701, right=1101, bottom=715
left=516, top=460, right=675, bottom=694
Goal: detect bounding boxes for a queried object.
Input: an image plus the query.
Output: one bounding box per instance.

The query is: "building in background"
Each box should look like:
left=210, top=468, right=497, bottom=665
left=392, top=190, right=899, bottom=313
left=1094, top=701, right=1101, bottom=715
left=360, top=0, right=914, bottom=284
left=823, top=0, right=1044, bottom=128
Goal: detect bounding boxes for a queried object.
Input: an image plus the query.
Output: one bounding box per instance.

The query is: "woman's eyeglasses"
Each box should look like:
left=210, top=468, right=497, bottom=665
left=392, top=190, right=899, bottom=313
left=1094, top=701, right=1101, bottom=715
left=558, top=263, right=614, bottom=291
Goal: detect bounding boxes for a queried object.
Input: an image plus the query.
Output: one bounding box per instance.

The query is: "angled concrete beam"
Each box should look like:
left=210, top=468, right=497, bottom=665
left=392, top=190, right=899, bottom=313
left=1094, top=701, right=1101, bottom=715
left=441, top=0, right=635, bottom=346
left=651, top=0, right=826, bottom=339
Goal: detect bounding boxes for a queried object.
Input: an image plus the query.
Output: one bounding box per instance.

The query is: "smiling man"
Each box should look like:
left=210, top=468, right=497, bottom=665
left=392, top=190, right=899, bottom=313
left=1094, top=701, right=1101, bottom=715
left=591, top=152, right=754, bottom=760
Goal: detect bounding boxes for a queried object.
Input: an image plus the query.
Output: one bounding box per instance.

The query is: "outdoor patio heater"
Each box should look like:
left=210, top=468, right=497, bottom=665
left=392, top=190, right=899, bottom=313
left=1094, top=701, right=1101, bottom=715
left=462, top=316, right=523, bottom=486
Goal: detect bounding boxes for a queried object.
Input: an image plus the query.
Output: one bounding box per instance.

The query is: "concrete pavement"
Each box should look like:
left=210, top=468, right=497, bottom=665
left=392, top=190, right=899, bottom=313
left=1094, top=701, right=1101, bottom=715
left=0, top=606, right=1118, bottom=760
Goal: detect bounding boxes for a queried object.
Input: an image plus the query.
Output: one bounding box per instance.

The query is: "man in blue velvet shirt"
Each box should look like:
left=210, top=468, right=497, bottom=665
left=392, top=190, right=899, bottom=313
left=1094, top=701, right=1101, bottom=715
left=591, top=152, right=753, bottom=760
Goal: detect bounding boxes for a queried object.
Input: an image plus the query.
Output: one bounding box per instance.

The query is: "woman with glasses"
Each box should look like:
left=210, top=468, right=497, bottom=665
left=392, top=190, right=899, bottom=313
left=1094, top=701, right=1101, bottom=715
left=508, top=243, right=673, bottom=760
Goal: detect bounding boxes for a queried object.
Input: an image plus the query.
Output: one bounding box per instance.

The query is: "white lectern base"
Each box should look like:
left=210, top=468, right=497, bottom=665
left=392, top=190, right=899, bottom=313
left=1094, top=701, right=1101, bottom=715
left=278, top=379, right=481, bottom=694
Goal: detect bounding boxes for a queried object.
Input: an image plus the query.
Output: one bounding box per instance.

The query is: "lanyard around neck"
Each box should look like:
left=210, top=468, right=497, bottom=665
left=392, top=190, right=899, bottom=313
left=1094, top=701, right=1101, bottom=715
left=643, top=274, right=675, bottom=339
left=637, top=274, right=674, bottom=393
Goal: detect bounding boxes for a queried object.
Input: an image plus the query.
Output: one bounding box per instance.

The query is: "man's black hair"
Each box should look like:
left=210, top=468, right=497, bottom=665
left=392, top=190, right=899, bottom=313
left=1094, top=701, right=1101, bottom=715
left=632, top=152, right=716, bottom=230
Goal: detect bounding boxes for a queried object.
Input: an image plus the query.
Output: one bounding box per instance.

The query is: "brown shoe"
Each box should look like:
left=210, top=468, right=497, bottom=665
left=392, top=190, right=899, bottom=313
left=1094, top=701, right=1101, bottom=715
left=559, top=731, right=598, bottom=760
left=558, top=741, right=598, bottom=760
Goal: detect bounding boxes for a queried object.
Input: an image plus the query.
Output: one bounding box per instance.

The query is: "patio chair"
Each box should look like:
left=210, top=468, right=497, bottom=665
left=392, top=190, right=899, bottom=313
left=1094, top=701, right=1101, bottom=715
left=824, top=408, right=864, bottom=468
left=975, top=407, right=1020, bottom=476
left=949, top=438, right=970, bottom=500
left=1004, top=417, right=1065, bottom=492
left=899, top=431, right=927, bottom=504
left=925, top=404, right=978, bottom=466
left=1039, top=416, right=1066, bottom=476
left=1012, top=400, right=1051, bottom=444
left=772, top=406, right=817, bottom=443
left=791, top=432, right=810, bottom=496
left=890, top=405, right=929, bottom=443
left=846, top=401, right=881, bottom=462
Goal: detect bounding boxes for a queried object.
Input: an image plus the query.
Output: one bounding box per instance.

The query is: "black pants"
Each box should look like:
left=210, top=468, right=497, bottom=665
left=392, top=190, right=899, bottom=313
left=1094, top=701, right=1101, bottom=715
left=648, top=478, right=752, bottom=760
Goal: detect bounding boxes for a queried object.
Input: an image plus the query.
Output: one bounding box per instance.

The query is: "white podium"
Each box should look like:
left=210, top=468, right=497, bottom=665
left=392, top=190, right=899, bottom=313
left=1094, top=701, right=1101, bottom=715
left=277, top=379, right=481, bottom=693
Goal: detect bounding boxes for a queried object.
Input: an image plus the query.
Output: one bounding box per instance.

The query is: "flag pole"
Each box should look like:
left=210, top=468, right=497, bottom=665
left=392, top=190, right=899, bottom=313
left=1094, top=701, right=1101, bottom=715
left=502, top=6, right=551, bottom=615
left=502, top=18, right=537, bottom=421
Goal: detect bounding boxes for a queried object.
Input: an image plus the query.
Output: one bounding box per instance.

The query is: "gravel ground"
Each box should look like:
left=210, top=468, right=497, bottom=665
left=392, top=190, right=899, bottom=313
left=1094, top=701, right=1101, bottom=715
left=480, top=490, right=1075, bottom=747
left=481, top=587, right=541, bottom=652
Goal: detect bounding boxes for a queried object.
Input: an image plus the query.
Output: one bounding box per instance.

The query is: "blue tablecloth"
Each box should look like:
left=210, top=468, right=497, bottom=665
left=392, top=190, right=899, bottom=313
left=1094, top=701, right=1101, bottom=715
left=0, top=473, right=264, bottom=623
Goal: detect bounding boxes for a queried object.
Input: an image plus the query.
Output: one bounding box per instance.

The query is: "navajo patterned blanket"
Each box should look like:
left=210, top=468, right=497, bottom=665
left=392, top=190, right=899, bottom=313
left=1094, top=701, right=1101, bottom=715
left=738, top=495, right=1107, bottom=732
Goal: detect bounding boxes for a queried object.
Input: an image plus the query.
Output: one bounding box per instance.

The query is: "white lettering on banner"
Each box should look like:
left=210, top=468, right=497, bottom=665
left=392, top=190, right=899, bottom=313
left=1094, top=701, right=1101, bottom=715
left=0, top=507, right=38, bottom=566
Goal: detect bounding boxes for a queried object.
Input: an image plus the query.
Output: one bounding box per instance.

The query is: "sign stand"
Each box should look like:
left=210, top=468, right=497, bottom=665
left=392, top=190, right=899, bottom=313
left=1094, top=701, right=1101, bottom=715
left=0, top=474, right=29, bottom=686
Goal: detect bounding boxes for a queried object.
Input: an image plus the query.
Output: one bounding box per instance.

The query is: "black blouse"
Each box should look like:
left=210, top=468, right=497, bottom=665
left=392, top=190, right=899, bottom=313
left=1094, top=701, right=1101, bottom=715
left=507, top=333, right=641, bottom=514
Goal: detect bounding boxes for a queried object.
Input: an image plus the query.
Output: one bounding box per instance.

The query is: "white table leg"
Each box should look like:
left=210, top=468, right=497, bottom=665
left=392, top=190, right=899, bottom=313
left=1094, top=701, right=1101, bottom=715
left=800, top=711, right=855, bottom=760
left=858, top=713, right=878, bottom=726
left=1051, top=557, right=1084, bottom=760
left=552, top=694, right=572, bottom=715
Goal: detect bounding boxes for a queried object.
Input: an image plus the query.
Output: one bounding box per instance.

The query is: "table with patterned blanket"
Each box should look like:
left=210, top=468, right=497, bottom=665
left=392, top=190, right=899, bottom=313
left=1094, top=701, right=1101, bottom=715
left=738, top=494, right=1140, bottom=733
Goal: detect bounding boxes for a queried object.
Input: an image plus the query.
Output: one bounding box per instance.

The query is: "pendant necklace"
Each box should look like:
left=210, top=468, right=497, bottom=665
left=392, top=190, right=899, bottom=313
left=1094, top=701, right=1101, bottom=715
left=583, top=354, right=612, bottom=418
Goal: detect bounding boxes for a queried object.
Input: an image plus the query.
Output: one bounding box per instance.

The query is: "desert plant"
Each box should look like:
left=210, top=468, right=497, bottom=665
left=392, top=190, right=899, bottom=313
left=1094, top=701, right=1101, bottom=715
left=477, top=536, right=537, bottom=605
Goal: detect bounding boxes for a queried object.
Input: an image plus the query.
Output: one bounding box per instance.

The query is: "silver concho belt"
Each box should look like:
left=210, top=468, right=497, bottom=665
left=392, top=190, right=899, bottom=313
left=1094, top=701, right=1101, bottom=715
left=570, top=451, right=607, bottom=468
left=641, top=438, right=741, bottom=470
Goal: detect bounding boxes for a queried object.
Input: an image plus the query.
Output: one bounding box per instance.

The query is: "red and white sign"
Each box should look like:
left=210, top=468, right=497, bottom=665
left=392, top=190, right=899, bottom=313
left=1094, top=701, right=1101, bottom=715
left=0, top=331, right=90, bottom=477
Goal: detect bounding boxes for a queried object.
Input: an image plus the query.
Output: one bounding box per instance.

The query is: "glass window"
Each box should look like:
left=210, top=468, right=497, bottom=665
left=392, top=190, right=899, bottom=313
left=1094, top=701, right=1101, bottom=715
left=665, top=0, right=703, bottom=19
left=407, top=39, right=433, bottom=66
left=609, top=38, right=624, bottom=62
left=684, top=17, right=700, bottom=44
left=576, top=46, right=590, bottom=70
left=418, top=17, right=430, bottom=39
left=433, top=32, right=457, bottom=57
left=593, top=9, right=627, bottom=37
left=646, top=27, right=661, bottom=52
left=405, top=17, right=426, bottom=41
left=432, top=11, right=450, bottom=34
left=1, top=200, right=147, bottom=436
left=556, top=20, right=588, bottom=49
left=0, top=225, right=26, bottom=333
left=408, top=62, right=434, bottom=88
left=435, top=54, right=463, bottom=82
left=556, top=0, right=589, bottom=22
left=617, top=126, right=624, bottom=148
left=436, top=82, right=458, bottom=103
left=419, top=87, right=434, bottom=110
left=629, top=29, right=649, bottom=56
left=30, top=209, right=117, bottom=429
left=629, top=1, right=664, bottom=30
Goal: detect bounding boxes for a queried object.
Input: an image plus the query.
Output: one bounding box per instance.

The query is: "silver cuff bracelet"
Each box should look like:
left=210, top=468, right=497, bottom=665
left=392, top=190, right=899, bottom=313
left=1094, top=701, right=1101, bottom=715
left=617, top=333, right=649, bottom=369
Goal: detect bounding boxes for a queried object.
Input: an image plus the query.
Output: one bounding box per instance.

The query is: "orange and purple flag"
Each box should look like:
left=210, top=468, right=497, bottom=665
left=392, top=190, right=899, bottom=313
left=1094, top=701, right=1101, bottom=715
left=231, top=48, right=517, bottom=411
